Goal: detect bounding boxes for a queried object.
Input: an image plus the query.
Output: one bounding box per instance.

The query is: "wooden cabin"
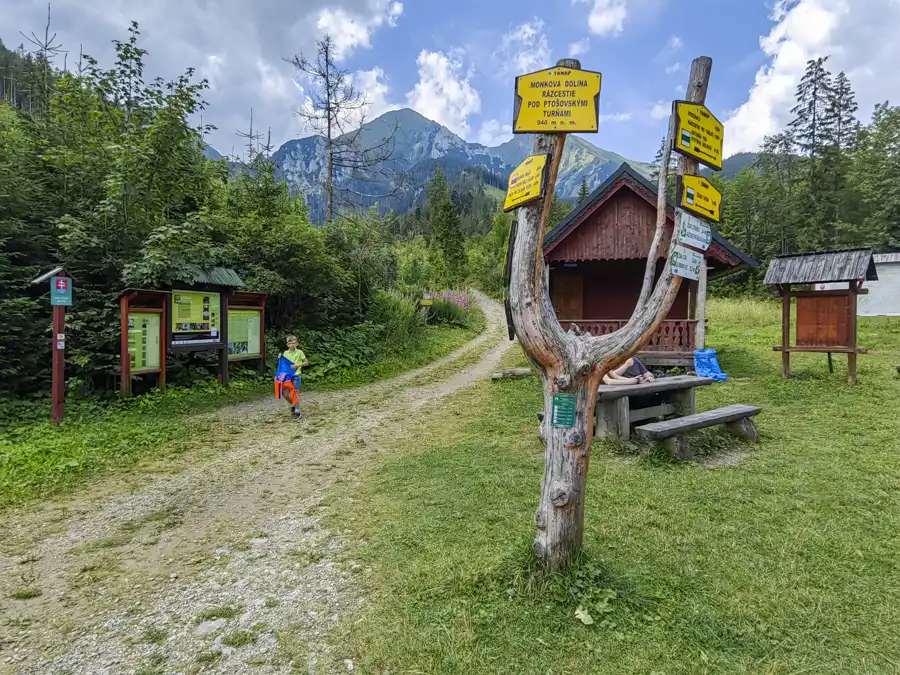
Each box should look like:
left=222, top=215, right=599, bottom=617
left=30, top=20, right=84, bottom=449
left=544, top=163, right=758, bottom=366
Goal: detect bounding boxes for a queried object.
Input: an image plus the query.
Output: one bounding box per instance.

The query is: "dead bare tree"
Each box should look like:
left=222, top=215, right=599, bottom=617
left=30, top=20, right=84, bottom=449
left=509, top=56, right=713, bottom=569
left=286, top=35, right=404, bottom=223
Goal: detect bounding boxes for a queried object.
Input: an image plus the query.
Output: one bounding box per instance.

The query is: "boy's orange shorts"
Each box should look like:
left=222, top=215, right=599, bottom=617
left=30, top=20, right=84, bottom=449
left=274, top=380, right=298, bottom=405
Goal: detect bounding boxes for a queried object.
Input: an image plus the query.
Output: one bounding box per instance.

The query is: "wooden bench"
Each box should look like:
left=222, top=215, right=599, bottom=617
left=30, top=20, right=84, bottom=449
left=634, top=404, right=762, bottom=460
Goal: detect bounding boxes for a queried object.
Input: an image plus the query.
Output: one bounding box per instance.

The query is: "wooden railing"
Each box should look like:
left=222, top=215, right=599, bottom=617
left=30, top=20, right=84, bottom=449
left=564, top=319, right=698, bottom=351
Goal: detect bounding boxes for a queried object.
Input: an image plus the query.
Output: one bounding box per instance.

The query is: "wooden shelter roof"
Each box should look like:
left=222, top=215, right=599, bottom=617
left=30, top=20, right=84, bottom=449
left=763, top=248, right=878, bottom=286
left=543, top=162, right=759, bottom=269
left=189, top=266, right=245, bottom=288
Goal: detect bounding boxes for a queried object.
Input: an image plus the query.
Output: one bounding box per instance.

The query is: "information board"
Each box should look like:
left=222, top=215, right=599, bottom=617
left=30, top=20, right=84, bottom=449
left=128, top=312, right=161, bottom=373
left=504, top=154, right=549, bottom=212
left=671, top=244, right=704, bottom=281
left=171, top=291, right=221, bottom=347
left=513, top=66, right=602, bottom=133
left=551, top=393, right=577, bottom=428
left=675, top=210, right=712, bottom=251
left=672, top=101, right=724, bottom=171
left=679, top=175, right=721, bottom=223
left=50, top=275, right=73, bottom=306
left=228, top=309, right=262, bottom=360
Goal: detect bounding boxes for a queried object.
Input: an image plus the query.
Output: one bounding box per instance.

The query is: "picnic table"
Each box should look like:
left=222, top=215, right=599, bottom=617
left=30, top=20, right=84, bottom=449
left=594, top=375, right=713, bottom=441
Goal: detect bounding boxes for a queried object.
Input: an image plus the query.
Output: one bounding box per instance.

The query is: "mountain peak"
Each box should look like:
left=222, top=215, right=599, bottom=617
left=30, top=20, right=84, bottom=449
left=375, top=108, right=436, bottom=127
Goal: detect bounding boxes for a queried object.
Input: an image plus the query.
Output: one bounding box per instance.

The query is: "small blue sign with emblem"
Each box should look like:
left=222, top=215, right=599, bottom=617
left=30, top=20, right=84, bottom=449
left=50, top=275, right=73, bottom=306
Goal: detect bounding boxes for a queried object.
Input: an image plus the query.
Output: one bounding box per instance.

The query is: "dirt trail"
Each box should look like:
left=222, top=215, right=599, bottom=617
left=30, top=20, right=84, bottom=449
left=0, top=293, right=513, bottom=675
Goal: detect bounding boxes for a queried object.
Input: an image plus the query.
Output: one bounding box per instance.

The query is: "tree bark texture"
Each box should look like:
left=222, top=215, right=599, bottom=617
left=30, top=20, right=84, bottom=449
left=508, top=57, right=713, bottom=569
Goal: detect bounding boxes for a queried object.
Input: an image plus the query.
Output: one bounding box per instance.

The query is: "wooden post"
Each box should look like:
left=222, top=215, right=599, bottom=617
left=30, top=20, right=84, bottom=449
left=848, top=281, right=858, bottom=384
left=259, top=296, right=267, bottom=375
left=160, top=294, right=168, bottom=391
left=120, top=294, right=131, bottom=397
left=696, top=262, right=708, bottom=349
left=52, top=304, right=65, bottom=425
left=595, top=399, right=629, bottom=440
left=219, top=291, right=230, bottom=387
left=509, top=57, right=713, bottom=569
left=781, top=285, right=791, bottom=379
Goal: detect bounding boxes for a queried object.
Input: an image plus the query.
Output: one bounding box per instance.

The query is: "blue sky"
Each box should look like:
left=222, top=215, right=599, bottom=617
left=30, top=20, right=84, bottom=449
left=4, top=0, right=899, bottom=162
left=340, top=0, right=775, bottom=161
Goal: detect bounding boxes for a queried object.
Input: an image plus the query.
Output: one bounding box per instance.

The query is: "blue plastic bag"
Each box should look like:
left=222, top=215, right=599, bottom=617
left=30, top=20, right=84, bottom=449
left=274, top=355, right=297, bottom=383
left=694, top=348, right=728, bottom=382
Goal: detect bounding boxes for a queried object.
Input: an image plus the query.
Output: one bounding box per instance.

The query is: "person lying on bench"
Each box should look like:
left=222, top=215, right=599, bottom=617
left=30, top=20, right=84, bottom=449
left=603, top=357, right=655, bottom=385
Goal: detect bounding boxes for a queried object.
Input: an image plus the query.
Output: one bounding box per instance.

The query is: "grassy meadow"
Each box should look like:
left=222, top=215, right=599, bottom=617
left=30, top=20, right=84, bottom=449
left=0, top=319, right=482, bottom=509
left=329, top=297, right=900, bottom=674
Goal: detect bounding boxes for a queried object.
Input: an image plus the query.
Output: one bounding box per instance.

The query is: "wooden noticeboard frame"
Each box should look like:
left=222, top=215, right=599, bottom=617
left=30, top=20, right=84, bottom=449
left=120, top=289, right=169, bottom=396
left=120, top=282, right=266, bottom=394
left=773, top=283, right=868, bottom=384
left=227, top=291, right=267, bottom=374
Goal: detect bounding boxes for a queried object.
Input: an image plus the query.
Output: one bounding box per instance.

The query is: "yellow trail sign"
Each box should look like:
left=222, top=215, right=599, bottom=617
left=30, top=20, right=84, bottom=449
left=672, top=101, right=724, bottom=171
left=504, top=154, right=549, bottom=212
left=513, top=66, right=602, bottom=134
left=678, top=175, right=721, bottom=223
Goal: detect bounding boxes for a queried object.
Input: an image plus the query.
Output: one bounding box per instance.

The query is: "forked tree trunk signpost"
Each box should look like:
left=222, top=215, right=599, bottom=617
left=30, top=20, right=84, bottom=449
left=508, top=57, right=715, bottom=568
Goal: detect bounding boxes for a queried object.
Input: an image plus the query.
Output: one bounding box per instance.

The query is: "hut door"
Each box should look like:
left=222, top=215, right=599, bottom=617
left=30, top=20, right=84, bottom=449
left=552, top=274, right=583, bottom=321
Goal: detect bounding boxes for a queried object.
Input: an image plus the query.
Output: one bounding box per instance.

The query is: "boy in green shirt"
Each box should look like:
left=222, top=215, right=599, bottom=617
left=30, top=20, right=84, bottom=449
left=283, top=335, right=309, bottom=419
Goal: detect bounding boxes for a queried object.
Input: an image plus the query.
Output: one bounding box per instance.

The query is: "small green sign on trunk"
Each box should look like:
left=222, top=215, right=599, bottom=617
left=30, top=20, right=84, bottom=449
left=551, top=393, right=577, bottom=428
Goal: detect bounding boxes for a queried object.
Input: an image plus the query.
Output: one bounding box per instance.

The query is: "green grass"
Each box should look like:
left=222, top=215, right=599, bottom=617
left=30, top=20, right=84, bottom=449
left=9, top=586, right=42, bottom=600
left=221, top=629, right=256, bottom=648
left=195, top=604, right=242, bottom=623
left=327, top=298, right=900, bottom=674
left=305, top=316, right=484, bottom=392
left=0, top=317, right=484, bottom=509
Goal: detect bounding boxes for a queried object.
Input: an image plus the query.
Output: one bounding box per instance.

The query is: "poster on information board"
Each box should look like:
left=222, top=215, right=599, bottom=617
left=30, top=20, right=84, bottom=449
left=228, top=308, right=262, bottom=360
left=128, top=312, right=162, bottom=373
left=170, top=290, right=222, bottom=348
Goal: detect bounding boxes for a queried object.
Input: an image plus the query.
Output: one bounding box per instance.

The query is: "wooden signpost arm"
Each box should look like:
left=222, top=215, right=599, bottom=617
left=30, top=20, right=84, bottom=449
left=509, top=57, right=713, bottom=570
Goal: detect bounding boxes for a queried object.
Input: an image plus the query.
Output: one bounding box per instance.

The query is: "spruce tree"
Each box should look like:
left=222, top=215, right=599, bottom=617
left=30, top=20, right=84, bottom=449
left=789, top=57, right=834, bottom=159
left=789, top=57, right=835, bottom=248
left=578, top=175, right=590, bottom=203
left=822, top=70, right=861, bottom=242
left=426, top=166, right=467, bottom=284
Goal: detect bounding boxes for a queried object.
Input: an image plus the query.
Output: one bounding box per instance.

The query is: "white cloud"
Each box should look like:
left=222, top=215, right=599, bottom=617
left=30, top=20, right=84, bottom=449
left=477, top=119, right=513, bottom=146
left=314, top=1, right=404, bottom=61
left=651, top=101, right=671, bottom=119
left=655, top=34, right=683, bottom=74
left=199, top=54, right=225, bottom=91
left=406, top=50, right=481, bottom=137
left=569, top=38, right=590, bottom=58
left=257, top=58, right=301, bottom=102
left=351, top=67, right=400, bottom=127
left=493, top=19, right=551, bottom=76
left=573, top=0, right=628, bottom=37
left=600, top=111, right=633, bottom=123
left=1, top=0, right=406, bottom=155
left=725, top=0, right=900, bottom=155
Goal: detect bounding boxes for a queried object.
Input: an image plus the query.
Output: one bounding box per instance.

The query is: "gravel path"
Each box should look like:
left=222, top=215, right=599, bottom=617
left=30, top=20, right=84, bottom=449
left=0, top=293, right=513, bottom=674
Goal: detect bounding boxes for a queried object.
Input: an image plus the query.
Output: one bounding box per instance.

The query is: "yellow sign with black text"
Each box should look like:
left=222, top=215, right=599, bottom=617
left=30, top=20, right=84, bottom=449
left=504, top=154, right=549, bottom=212
left=679, top=175, right=721, bottom=223
left=513, top=66, right=602, bottom=134
left=673, top=101, right=724, bottom=171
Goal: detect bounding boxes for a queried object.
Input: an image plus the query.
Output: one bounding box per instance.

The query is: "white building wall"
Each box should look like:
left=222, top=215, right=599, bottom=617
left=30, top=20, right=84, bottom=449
left=815, top=255, right=900, bottom=316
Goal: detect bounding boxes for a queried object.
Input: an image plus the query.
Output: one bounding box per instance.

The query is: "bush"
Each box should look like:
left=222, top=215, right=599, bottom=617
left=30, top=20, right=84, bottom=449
left=369, top=291, right=424, bottom=345
left=427, top=298, right=471, bottom=327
